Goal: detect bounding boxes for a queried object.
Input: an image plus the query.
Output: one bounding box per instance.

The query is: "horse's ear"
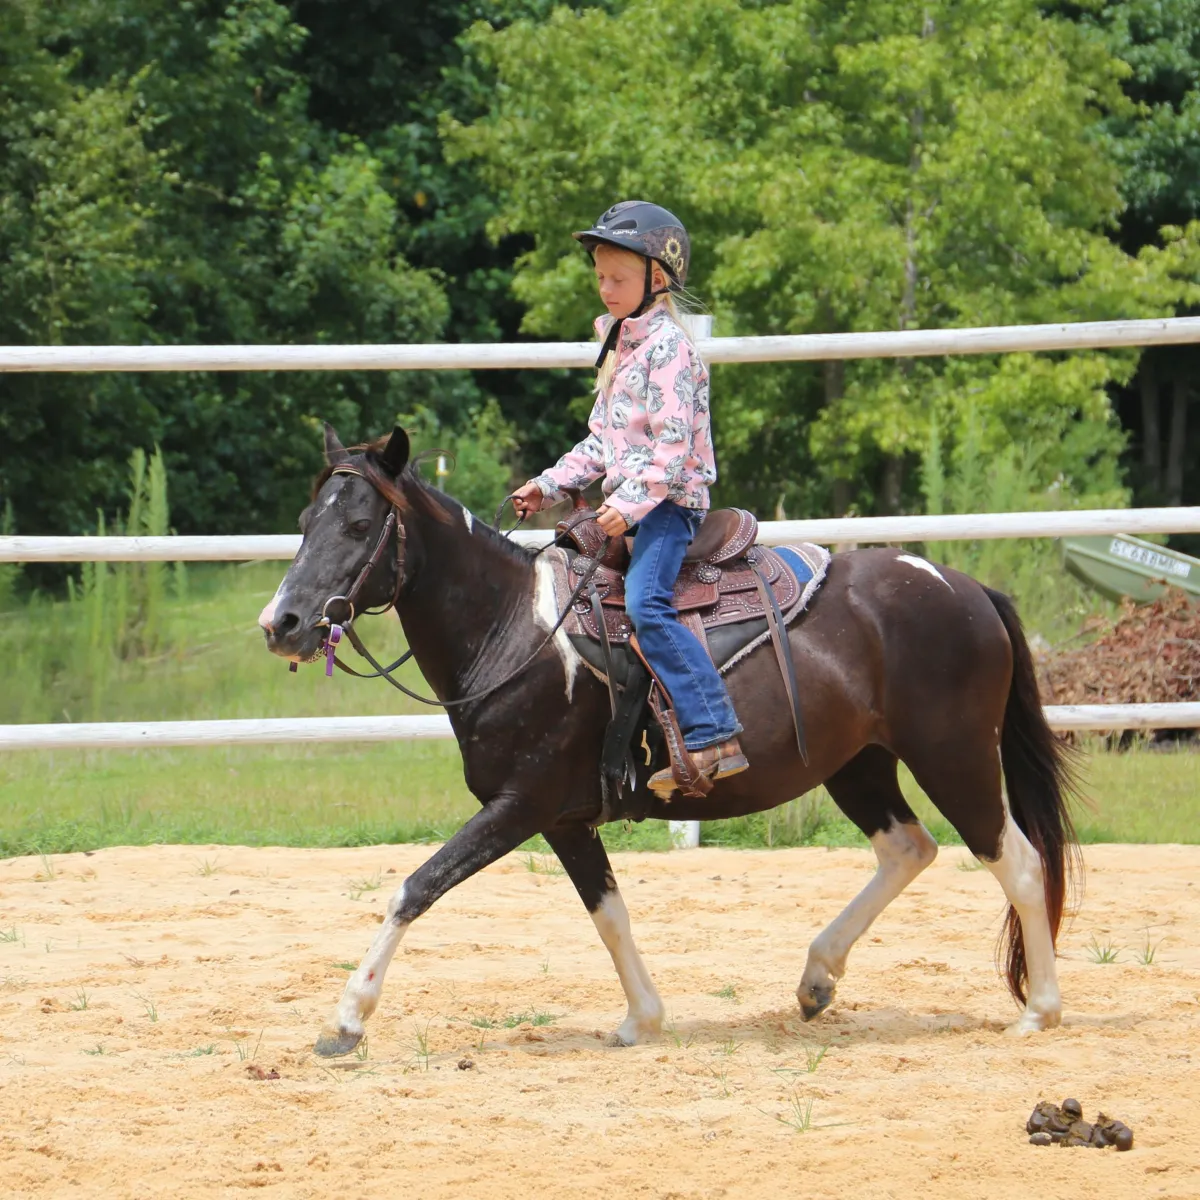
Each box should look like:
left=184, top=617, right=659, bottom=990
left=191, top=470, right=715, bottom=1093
left=378, top=425, right=410, bottom=477
left=323, top=423, right=350, bottom=466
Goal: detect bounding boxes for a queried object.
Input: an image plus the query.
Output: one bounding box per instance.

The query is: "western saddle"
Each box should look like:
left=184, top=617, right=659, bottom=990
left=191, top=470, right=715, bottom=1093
left=553, top=494, right=808, bottom=814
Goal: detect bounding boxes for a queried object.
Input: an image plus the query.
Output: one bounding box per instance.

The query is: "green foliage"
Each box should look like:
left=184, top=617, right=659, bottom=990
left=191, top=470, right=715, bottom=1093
left=402, top=400, right=520, bottom=517
left=450, top=0, right=1198, bottom=516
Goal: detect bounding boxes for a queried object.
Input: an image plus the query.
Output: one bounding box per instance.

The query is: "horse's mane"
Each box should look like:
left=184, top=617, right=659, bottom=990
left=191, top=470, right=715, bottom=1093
left=309, top=439, right=534, bottom=564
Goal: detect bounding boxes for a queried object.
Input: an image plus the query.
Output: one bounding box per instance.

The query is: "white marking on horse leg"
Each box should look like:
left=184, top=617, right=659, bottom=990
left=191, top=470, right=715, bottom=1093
left=798, top=820, right=937, bottom=1017
left=983, top=811, right=1062, bottom=1035
left=532, top=557, right=582, bottom=702
left=258, top=578, right=287, bottom=631
left=895, top=554, right=954, bottom=590
left=316, top=884, right=410, bottom=1054
left=590, top=889, right=664, bottom=1046
left=462, top=508, right=473, bottom=533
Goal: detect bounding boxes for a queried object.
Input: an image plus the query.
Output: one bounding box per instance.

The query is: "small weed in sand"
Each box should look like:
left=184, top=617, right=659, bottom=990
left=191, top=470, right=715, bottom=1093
left=956, top=858, right=986, bottom=872
left=35, top=853, right=57, bottom=882
left=803, top=1044, right=828, bottom=1073
left=333, top=961, right=356, bottom=972
left=82, top=1044, right=108, bottom=1056
left=132, top=991, right=158, bottom=1021
left=1134, top=936, right=1162, bottom=966
left=775, top=1091, right=815, bottom=1133
left=1086, top=936, right=1121, bottom=964
left=186, top=1044, right=217, bottom=1057
left=354, top=1036, right=370, bottom=1062
left=469, top=1011, right=557, bottom=1030
left=0, top=926, right=21, bottom=945
left=707, top=1065, right=732, bottom=1098
left=664, top=1016, right=695, bottom=1049
left=194, top=856, right=220, bottom=877
left=522, top=853, right=565, bottom=877
left=69, top=988, right=90, bottom=1011
left=714, top=1037, right=742, bottom=1057
left=710, top=983, right=739, bottom=1002
left=347, top=869, right=383, bottom=901
left=410, top=1020, right=432, bottom=1071
left=233, top=1031, right=264, bottom=1062
left=539, top=958, right=550, bottom=975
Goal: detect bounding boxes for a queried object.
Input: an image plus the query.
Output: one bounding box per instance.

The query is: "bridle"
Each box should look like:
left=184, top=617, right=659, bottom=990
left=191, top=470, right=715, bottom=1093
left=302, top=463, right=609, bottom=710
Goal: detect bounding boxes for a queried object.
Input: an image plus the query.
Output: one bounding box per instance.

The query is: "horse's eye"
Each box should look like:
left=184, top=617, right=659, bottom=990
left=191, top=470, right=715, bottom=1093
left=350, top=518, right=372, bottom=536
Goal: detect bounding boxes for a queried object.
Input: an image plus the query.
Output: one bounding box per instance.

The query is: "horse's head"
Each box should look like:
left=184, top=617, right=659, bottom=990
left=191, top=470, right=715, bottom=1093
left=259, top=423, right=410, bottom=662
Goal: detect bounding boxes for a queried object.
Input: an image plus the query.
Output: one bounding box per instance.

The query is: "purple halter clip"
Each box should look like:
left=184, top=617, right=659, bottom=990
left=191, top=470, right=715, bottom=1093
left=324, top=622, right=343, bottom=676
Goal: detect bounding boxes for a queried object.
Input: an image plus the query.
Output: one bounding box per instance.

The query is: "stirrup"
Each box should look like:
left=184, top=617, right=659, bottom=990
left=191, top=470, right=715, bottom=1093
left=648, top=737, right=748, bottom=796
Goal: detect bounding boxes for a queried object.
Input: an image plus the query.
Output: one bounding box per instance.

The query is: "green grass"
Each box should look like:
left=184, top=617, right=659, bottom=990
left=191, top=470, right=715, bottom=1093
left=0, top=562, right=1195, bottom=857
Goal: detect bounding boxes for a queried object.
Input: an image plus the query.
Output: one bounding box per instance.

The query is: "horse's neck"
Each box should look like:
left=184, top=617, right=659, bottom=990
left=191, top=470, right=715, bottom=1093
left=396, top=495, right=534, bottom=700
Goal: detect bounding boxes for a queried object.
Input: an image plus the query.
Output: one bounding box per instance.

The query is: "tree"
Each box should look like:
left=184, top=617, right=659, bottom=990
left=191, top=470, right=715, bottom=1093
left=450, top=0, right=1197, bottom=517
left=2, top=0, right=455, bottom=537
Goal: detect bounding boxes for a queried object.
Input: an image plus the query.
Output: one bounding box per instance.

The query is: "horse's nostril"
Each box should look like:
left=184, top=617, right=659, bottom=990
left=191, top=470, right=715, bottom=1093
left=272, top=610, right=302, bottom=640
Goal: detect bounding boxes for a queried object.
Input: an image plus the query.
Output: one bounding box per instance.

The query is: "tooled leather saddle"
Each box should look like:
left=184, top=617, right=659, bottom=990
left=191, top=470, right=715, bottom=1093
left=550, top=495, right=829, bottom=821
left=560, top=503, right=803, bottom=649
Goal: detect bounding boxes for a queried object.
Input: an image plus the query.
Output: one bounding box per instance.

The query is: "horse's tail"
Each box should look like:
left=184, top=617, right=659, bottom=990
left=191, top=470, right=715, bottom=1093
left=983, top=586, right=1082, bottom=1006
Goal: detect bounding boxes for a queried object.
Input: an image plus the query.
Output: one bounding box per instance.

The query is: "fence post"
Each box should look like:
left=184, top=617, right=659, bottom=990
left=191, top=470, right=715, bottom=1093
left=669, top=820, right=701, bottom=849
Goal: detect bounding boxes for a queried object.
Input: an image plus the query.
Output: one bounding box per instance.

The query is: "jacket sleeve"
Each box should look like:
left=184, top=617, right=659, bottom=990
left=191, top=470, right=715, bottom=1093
left=531, top=392, right=606, bottom=502
left=603, top=336, right=696, bottom=527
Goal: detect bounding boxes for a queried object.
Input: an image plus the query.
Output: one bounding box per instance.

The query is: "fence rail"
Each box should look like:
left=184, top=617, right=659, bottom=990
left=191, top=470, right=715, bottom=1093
left=3, top=316, right=1200, bottom=374
left=1, top=705, right=1197, bottom=753
left=2, top=506, right=1199, bottom=562
left=6, top=314, right=1198, bottom=846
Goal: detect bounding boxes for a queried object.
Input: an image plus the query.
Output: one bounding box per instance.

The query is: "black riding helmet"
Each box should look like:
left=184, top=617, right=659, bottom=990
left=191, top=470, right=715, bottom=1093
left=573, top=200, right=691, bottom=287
left=575, top=201, right=691, bottom=368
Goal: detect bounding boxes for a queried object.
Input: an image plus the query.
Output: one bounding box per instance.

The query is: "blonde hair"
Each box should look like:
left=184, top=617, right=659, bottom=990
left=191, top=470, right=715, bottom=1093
left=594, top=249, right=706, bottom=393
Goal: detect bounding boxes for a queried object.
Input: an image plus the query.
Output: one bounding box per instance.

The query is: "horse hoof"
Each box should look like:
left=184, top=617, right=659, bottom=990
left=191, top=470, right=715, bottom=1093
left=605, top=1030, right=635, bottom=1048
left=797, top=984, right=834, bottom=1022
left=313, top=1027, right=363, bottom=1058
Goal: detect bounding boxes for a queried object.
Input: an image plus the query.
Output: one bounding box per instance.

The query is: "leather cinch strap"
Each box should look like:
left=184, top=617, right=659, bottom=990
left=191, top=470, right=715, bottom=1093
left=752, top=563, right=808, bottom=766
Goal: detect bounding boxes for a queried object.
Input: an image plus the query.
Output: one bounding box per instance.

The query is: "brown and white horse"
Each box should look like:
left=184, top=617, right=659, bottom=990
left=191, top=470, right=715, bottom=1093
left=260, top=425, right=1079, bottom=1056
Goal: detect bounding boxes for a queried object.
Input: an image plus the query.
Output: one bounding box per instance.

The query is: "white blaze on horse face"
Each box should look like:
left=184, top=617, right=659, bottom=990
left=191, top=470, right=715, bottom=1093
left=983, top=801, right=1063, bottom=1035
left=258, top=577, right=287, bottom=631
left=896, top=554, right=954, bottom=591
left=590, top=889, right=665, bottom=1046
left=798, top=819, right=937, bottom=1011
left=533, top=557, right=582, bottom=701
left=462, top=508, right=473, bottom=534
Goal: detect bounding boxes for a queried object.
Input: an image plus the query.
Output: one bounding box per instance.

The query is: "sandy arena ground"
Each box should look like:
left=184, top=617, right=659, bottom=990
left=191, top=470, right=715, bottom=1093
left=1, top=842, right=1197, bottom=1198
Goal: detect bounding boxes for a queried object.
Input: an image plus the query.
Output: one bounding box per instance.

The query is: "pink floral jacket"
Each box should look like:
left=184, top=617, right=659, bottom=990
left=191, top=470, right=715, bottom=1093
left=532, top=303, right=716, bottom=527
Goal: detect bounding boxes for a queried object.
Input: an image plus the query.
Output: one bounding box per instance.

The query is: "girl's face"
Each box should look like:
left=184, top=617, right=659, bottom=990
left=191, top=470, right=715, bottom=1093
left=594, top=244, right=668, bottom=320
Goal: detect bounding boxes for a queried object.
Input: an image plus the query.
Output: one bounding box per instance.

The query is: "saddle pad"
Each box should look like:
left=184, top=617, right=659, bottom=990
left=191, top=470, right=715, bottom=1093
left=556, top=541, right=831, bottom=680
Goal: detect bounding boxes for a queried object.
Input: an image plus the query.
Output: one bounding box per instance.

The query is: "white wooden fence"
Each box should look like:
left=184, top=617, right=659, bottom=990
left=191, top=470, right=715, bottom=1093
left=4, top=316, right=1199, bottom=848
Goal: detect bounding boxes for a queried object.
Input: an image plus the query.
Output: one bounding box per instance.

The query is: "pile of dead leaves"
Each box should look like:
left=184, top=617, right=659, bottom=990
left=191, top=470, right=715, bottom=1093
left=1037, top=590, right=1199, bottom=707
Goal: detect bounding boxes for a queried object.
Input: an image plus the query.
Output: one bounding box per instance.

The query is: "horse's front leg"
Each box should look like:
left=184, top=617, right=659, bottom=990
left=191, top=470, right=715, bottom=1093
left=544, top=824, right=664, bottom=1047
left=315, top=793, right=541, bottom=1058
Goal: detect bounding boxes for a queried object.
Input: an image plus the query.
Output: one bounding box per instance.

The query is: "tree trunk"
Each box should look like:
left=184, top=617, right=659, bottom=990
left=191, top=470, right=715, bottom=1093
left=881, top=455, right=905, bottom=514
left=1166, top=379, right=1189, bottom=507
left=825, top=360, right=854, bottom=516
left=1139, top=358, right=1161, bottom=497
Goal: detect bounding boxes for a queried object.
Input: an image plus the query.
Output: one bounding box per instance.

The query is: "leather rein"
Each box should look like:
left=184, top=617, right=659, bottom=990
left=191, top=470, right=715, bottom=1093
left=311, top=465, right=608, bottom=710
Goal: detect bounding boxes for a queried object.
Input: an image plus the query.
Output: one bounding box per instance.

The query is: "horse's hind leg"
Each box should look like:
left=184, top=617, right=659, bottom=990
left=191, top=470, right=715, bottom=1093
left=315, top=792, right=542, bottom=1058
left=901, top=744, right=1062, bottom=1035
left=544, top=825, right=664, bottom=1047
left=797, top=745, right=937, bottom=1020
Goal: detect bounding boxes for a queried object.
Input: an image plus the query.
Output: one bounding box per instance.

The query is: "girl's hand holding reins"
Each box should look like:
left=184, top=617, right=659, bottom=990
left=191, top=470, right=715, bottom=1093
left=595, top=505, right=627, bottom=538
left=510, top=482, right=544, bottom=517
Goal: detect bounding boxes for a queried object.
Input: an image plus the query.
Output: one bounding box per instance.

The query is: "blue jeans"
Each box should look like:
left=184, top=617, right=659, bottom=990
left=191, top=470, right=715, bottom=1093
left=624, top=501, right=742, bottom=751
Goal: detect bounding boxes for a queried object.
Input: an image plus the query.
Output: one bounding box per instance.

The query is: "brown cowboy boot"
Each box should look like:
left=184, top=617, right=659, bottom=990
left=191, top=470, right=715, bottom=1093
left=648, top=736, right=749, bottom=796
